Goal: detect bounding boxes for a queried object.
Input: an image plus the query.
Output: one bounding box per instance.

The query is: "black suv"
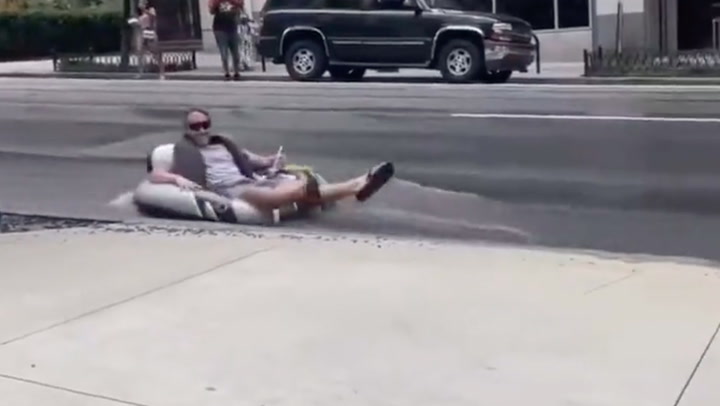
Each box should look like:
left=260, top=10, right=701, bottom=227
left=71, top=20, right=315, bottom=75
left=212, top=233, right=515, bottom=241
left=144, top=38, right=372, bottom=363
left=257, top=0, right=538, bottom=83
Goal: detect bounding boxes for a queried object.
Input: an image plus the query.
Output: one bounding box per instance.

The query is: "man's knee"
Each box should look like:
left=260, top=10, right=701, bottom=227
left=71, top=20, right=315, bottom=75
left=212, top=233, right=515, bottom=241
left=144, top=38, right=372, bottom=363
left=245, top=181, right=305, bottom=204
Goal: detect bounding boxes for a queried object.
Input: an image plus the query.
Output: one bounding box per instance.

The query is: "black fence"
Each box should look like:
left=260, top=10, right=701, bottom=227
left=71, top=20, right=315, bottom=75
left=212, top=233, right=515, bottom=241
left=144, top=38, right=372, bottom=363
left=584, top=47, right=720, bottom=77
left=53, top=50, right=197, bottom=73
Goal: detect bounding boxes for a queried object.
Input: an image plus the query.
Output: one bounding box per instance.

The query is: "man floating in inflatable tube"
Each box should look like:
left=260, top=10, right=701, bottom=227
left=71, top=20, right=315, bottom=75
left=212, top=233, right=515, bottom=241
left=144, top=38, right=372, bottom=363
left=133, top=108, right=395, bottom=225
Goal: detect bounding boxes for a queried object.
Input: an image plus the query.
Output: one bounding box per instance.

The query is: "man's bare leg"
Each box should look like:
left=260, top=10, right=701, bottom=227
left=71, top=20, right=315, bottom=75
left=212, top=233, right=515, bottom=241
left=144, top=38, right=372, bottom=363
left=239, top=162, right=395, bottom=210
left=239, top=177, right=361, bottom=209
left=315, top=177, right=365, bottom=201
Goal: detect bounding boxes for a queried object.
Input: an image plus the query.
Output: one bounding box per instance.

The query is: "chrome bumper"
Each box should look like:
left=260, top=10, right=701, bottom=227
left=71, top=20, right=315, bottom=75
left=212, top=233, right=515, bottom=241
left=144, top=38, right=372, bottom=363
left=484, top=40, right=536, bottom=72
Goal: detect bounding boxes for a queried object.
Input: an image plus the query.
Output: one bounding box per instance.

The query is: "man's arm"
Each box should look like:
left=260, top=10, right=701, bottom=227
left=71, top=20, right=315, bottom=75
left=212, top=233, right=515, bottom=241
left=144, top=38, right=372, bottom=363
left=148, top=169, right=182, bottom=184
left=146, top=146, right=201, bottom=189
left=241, top=148, right=280, bottom=170
left=149, top=169, right=201, bottom=190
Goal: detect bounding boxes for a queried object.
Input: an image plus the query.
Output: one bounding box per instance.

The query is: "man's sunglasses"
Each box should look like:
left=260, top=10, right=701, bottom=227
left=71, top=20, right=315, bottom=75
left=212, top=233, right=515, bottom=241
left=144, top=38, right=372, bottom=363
left=188, top=120, right=211, bottom=131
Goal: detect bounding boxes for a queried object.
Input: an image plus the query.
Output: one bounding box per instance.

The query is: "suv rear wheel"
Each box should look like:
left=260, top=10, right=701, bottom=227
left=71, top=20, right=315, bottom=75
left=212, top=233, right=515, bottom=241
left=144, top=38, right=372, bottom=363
left=284, top=40, right=328, bottom=81
left=437, top=39, right=482, bottom=83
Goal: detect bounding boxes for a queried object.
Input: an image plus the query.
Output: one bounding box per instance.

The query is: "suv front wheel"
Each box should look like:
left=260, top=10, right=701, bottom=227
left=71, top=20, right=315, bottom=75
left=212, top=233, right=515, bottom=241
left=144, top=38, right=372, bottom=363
left=437, top=39, right=482, bottom=83
left=284, top=40, right=328, bottom=81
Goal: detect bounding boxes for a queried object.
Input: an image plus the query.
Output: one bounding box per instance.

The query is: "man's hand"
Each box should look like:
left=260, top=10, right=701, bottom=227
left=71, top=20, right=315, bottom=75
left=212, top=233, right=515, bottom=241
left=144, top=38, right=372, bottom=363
left=176, top=177, right=202, bottom=191
left=271, top=153, right=287, bottom=170
left=242, top=148, right=286, bottom=171
left=148, top=170, right=201, bottom=190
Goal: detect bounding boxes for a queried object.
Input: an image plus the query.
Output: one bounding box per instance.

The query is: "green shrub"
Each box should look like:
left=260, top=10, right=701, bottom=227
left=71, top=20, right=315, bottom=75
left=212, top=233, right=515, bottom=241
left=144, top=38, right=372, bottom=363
left=0, top=9, right=123, bottom=61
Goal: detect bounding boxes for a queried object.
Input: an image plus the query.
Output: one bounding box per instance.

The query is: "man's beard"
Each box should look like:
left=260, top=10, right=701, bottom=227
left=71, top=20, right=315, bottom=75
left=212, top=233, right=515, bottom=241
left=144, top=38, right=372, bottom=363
left=187, top=132, right=210, bottom=145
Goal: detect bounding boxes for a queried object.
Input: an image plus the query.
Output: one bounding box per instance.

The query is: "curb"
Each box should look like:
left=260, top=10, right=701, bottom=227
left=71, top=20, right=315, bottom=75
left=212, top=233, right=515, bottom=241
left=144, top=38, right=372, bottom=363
left=513, top=76, right=720, bottom=85
left=0, top=71, right=290, bottom=82
left=3, top=71, right=720, bottom=85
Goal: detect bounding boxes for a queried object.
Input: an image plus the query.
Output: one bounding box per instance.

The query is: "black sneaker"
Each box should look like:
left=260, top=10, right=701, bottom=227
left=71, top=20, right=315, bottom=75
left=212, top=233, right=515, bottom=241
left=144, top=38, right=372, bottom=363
left=224, top=73, right=231, bottom=81
left=233, top=73, right=241, bottom=81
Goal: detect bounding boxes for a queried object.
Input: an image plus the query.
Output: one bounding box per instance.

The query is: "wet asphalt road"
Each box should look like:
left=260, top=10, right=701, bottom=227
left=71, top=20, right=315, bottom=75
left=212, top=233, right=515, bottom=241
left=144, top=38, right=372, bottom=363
left=2, top=78, right=720, bottom=262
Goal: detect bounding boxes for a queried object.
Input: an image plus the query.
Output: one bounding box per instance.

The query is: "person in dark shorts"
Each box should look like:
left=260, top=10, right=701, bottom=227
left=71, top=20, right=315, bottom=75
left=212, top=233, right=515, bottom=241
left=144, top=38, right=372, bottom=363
left=209, top=0, right=243, bottom=80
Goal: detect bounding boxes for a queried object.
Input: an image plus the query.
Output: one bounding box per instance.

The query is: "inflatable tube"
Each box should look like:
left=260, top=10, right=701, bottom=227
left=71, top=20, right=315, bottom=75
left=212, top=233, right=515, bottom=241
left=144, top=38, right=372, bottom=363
left=132, top=169, right=335, bottom=225
left=132, top=180, right=275, bottom=225
left=135, top=142, right=335, bottom=225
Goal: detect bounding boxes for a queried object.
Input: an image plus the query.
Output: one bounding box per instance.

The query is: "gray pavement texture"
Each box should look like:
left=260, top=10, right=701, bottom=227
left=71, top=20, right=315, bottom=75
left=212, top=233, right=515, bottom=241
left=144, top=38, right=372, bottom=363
left=3, top=78, right=720, bottom=261
left=1, top=228, right=719, bottom=406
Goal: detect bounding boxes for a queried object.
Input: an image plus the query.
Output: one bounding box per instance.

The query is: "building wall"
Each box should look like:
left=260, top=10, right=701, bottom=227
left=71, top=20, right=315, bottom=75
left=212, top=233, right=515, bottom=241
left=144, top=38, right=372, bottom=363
left=536, top=28, right=592, bottom=62
left=246, top=0, right=267, bottom=15
left=664, top=0, right=678, bottom=52
left=596, top=0, right=643, bottom=14
left=199, top=0, right=213, bottom=50
left=645, top=0, right=677, bottom=52
left=594, top=0, right=649, bottom=51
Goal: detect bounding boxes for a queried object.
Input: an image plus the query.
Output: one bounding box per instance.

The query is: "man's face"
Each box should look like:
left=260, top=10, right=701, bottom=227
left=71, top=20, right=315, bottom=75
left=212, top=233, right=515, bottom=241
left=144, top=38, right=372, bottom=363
left=186, top=111, right=211, bottom=146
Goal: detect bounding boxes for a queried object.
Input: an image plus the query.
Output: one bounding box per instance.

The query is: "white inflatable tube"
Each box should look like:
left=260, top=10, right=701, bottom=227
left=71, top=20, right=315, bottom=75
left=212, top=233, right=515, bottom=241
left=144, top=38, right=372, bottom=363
left=135, top=143, right=334, bottom=225
left=132, top=180, right=275, bottom=225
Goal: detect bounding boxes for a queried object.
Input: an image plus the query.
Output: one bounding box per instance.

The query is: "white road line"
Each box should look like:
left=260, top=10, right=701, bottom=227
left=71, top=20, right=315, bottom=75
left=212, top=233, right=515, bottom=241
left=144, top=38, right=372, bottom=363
left=450, top=113, right=720, bottom=123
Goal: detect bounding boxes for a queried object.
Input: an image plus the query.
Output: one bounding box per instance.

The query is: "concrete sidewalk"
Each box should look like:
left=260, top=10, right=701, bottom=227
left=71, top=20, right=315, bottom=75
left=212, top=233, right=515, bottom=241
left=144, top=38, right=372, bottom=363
left=0, top=52, right=583, bottom=82
left=6, top=52, right=720, bottom=85
left=188, top=51, right=585, bottom=79
left=1, top=224, right=719, bottom=405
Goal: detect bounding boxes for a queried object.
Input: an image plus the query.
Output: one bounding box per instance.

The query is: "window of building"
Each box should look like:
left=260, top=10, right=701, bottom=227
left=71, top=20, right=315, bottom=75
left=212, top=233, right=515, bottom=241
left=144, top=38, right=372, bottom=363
left=368, top=0, right=417, bottom=10
left=495, top=0, right=555, bottom=30
left=557, top=0, right=590, bottom=28
left=324, top=0, right=365, bottom=8
left=263, top=0, right=315, bottom=10
left=428, top=0, right=492, bottom=12
left=447, top=0, right=591, bottom=31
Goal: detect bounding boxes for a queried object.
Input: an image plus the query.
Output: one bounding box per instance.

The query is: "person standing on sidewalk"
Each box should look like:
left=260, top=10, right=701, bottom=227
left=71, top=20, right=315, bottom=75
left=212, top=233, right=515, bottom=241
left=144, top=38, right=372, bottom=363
left=128, top=0, right=165, bottom=80
left=209, top=0, right=243, bottom=81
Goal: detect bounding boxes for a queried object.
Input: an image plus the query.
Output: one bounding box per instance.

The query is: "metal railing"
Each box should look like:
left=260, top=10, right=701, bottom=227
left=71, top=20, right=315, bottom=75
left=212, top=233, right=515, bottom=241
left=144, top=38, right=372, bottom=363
left=532, top=33, right=541, bottom=73
left=615, top=1, right=624, bottom=54
left=51, top=48, right=196, bottom=73
left=583, top=46, right=720, bottom=77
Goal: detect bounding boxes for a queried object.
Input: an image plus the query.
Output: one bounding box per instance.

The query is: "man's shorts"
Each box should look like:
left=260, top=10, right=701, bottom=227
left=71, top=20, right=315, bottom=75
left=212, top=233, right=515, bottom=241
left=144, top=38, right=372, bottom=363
left=215, top=178, right=284, bottom=199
